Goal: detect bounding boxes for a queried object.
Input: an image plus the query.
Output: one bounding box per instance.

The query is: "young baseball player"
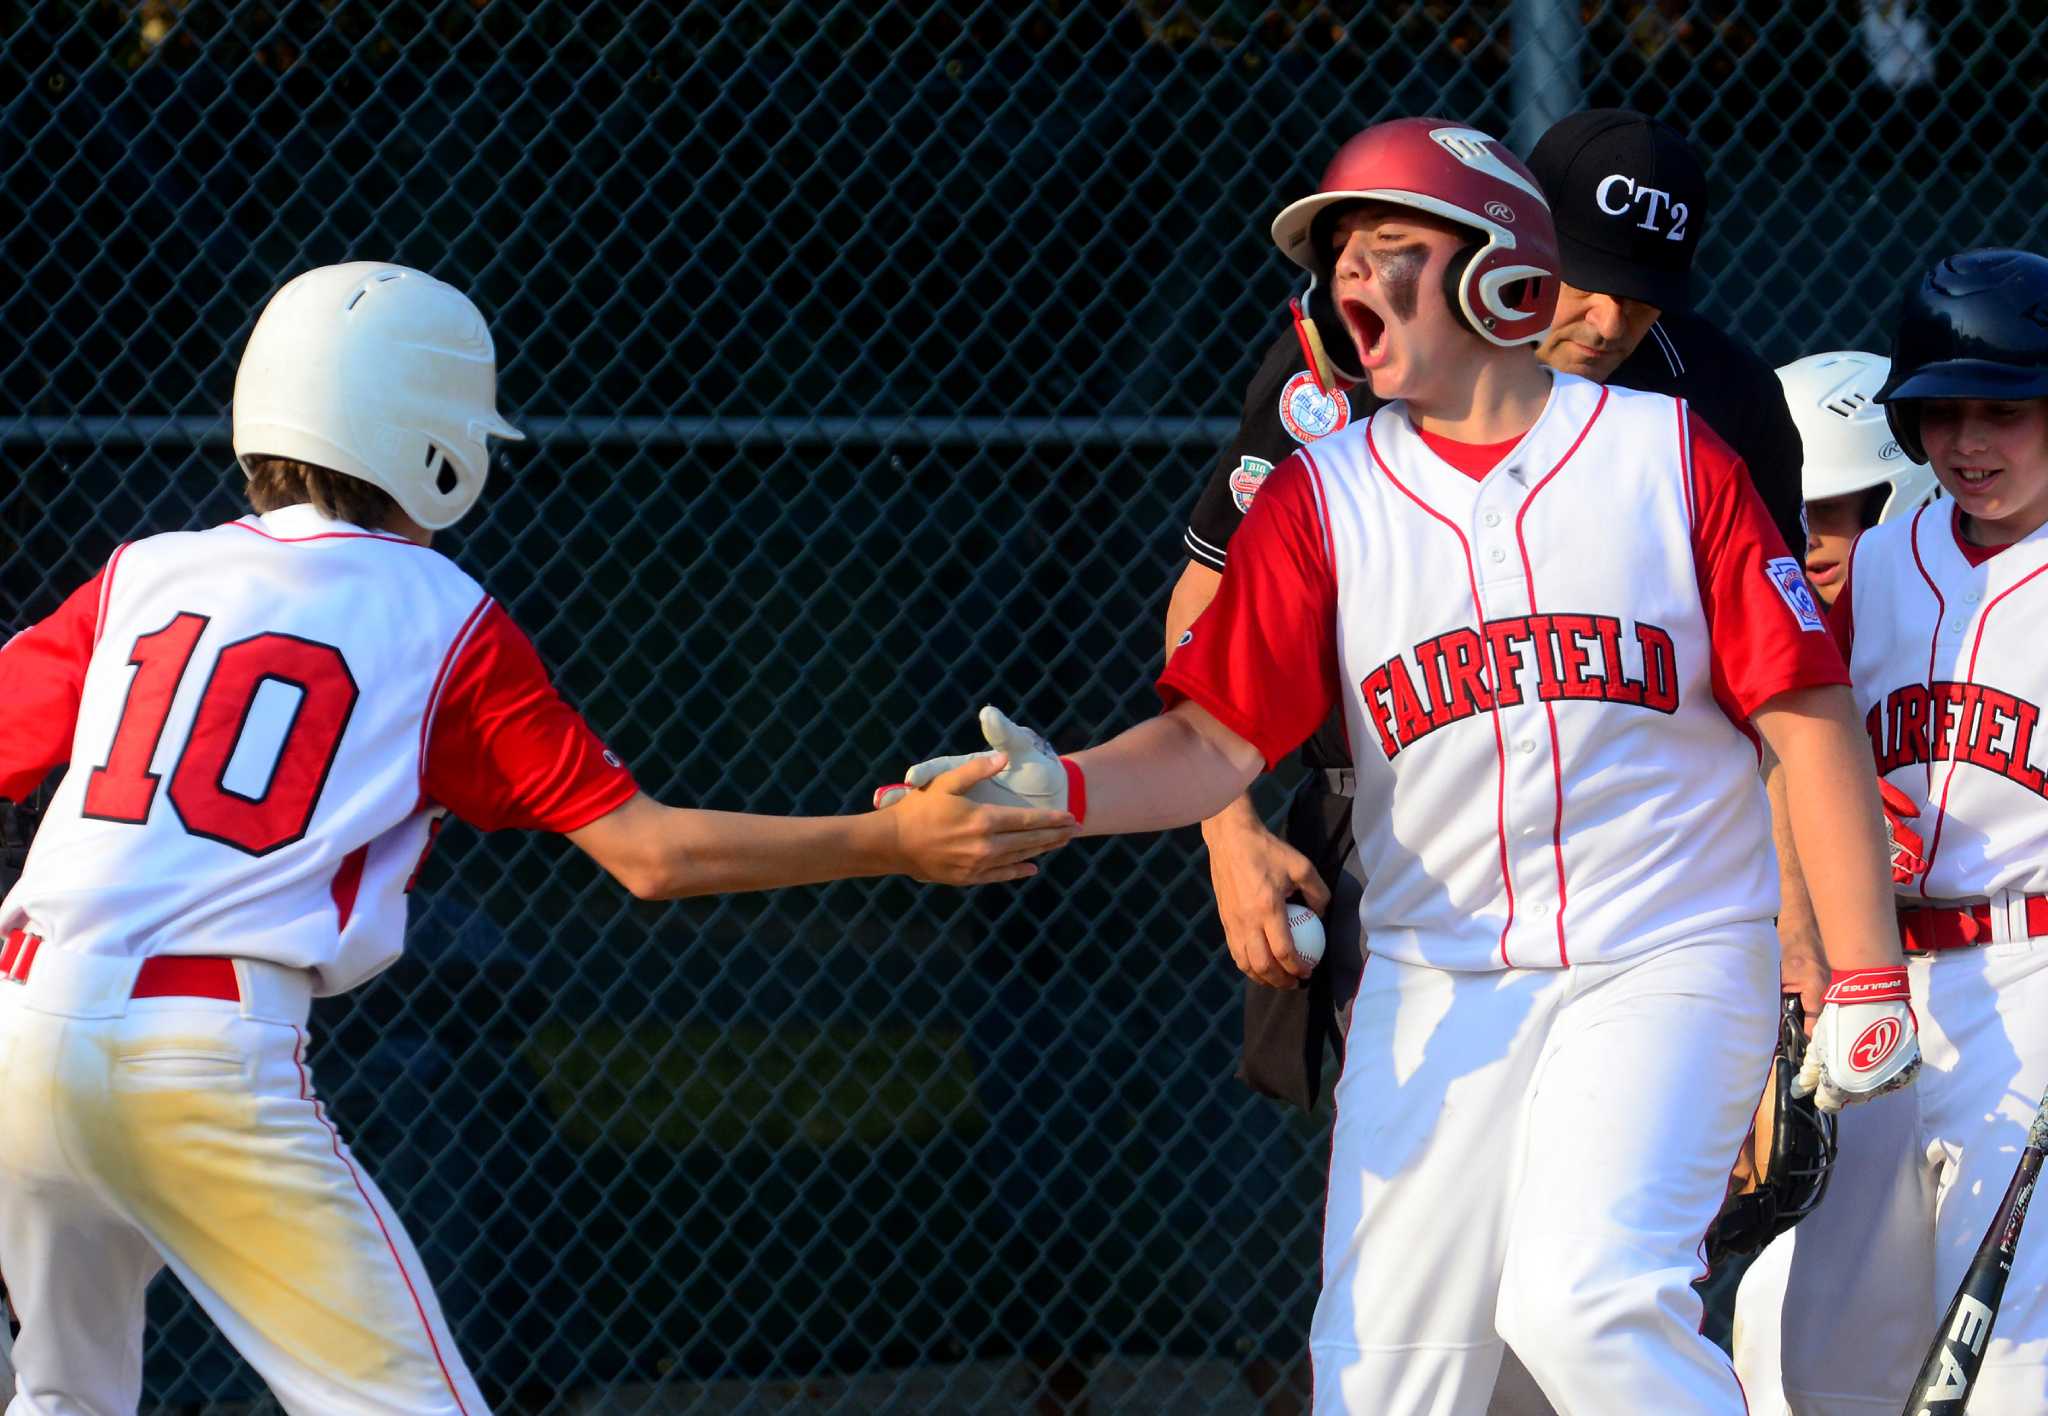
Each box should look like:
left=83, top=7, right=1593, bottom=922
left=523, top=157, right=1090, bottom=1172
left=1742, top=348, right=1947, bottom=1052
left=1778, top=350, right=1942, bottom=608
left=1172, top=112, right=1822, bottom=1140
left=889, top=119, right=1916, bottom=1415
left=1735, top=249, right=2048, bottom=1415
left=0, top=262, right=1075, bottom=1414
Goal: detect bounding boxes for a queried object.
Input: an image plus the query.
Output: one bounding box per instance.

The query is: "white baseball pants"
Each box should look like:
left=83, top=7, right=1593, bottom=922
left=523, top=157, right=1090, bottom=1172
left=1311, top=927, right=1778, bottom=1415
left=1733, top=935, right=2048, bottom=1414
left=0, top=947, right=488, bottom=1415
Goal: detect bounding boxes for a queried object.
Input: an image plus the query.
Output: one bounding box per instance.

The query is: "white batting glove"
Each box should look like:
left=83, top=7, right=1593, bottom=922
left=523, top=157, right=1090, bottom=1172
left=873, top=706, right=1085, bottom=823
left=1793, top=966, right=1920, bottom=1112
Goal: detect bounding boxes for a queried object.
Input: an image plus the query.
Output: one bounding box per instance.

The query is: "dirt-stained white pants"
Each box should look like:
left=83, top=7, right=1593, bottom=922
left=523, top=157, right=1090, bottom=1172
left=0, top=947, right=488, bottom=1415
left=1311, top=927, right=1778, bottom=1415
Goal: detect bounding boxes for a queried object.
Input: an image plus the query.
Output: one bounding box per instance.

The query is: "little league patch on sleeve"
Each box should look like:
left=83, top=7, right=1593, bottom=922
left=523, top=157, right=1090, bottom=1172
left=1278, top=370, right=1350, bottom=444
left=1765, top=556, right=1828, bottom=633
left=1229, top=455, right=1275, bottom=513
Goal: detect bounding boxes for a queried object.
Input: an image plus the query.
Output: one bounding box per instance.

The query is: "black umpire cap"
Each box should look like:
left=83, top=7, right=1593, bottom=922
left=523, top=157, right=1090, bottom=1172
left=1528, top=110, right=1707, bottom=312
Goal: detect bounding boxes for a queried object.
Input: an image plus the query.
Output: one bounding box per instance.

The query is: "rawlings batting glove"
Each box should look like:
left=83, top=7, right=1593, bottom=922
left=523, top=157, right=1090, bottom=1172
left=874, top=706, right=1086, bottom=823
left=1880, top=780, right=1928, bottom=884
left=1793, top=966, right=1920, bottom=1112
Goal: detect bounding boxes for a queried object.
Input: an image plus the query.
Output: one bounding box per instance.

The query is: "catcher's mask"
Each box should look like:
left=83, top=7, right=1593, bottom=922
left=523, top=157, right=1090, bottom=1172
left=1703, top=995, right=1837, bottom=1268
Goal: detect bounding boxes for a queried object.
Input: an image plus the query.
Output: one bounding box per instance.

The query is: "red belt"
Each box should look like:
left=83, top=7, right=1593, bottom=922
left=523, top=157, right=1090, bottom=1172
left=1898, top=896, right=2048, bottom=954
left=0, top=930, right=240, bottom=1001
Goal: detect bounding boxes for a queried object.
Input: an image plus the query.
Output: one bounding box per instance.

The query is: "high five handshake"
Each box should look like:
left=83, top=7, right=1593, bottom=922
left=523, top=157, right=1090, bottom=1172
left=891, top=697, right=1922, bottom=1122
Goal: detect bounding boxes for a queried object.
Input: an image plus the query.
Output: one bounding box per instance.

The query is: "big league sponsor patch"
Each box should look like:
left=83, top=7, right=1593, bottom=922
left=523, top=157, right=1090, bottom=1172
left=1229, top=456, right=1274, bottom=513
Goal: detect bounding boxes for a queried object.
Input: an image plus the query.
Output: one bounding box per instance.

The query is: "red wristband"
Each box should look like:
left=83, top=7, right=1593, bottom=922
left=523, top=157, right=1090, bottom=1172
left=1061, top=757, right=1087, bottom=827
left=1824, top=965, right=1910, bottom=1005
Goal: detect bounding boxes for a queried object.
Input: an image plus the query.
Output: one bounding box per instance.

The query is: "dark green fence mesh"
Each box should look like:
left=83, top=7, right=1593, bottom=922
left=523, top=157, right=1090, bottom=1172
left=4, top=2, right=2045, bottom=1410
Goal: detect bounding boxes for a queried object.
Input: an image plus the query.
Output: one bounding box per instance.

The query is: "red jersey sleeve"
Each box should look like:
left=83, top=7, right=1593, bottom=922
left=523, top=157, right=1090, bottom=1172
left=0, top=566, right=107, bottom=802
left=1686, top=409, right=1850, bottom=720
left=423, top=602, right=639, bottom=833
left=1157, top=452, right=1342, bottom=768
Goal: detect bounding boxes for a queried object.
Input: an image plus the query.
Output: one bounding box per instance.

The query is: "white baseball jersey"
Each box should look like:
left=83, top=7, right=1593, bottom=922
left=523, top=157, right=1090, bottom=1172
left=1160, top=373, right=1846, bottom=971
left=1834, top=503, right=2048, bottom=903
left=0, top=503, right=636, bottom=994
left=1734, top=505, right=2048, bottom=1414
left=1164, top=373, right=1830, bottom=1413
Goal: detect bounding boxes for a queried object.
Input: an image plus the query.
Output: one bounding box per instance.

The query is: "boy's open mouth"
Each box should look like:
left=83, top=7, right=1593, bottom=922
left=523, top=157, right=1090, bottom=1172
left=1342, top=298, right=1388, bottom=367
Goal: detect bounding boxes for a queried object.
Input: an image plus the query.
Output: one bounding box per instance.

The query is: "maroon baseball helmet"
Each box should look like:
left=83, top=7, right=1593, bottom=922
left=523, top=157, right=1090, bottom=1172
left=1271, top=118, right=1560, bottom=349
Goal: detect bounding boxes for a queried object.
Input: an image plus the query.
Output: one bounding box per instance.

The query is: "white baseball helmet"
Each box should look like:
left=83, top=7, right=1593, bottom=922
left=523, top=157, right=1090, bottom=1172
left=1776, top=351, right=1939, bottom=524
left=232, top=262, right=524, bottom=530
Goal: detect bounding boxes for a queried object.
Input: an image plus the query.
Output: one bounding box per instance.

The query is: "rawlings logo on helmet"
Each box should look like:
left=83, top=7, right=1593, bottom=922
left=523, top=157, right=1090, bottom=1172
left=1776, top=352, right=1939, bottom=516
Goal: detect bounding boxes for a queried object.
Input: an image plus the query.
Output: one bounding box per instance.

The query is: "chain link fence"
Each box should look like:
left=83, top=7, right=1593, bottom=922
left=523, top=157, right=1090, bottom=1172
left=4, top=2, right=2046, bottom=1410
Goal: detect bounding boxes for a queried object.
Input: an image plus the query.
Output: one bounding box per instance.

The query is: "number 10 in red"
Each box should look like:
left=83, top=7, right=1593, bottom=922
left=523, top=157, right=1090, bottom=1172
left=84, top=613, right=358, bottom=856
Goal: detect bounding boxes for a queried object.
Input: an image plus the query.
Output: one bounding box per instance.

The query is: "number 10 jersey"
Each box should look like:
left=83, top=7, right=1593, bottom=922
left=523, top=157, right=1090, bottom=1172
left=0, top=503, right=636, bottom=994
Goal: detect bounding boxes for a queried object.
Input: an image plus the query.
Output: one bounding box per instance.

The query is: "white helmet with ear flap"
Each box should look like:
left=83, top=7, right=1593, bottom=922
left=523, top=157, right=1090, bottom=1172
left=1776, top=351, right=1940, bottom=524
left=232, top=262, right=524, bottom=531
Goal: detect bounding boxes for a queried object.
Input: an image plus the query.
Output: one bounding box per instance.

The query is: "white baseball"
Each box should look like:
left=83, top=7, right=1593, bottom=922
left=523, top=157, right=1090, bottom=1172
left=1286, top=902, right=1325, bottom=966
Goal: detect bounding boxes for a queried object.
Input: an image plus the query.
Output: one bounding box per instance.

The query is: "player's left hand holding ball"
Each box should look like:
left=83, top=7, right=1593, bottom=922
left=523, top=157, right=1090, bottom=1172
left=1792, top=965, right=1920, bottom=1112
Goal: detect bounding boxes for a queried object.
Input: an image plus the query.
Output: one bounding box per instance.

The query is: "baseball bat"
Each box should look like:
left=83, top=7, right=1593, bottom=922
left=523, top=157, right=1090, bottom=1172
left=1899, top=1084, right=2048, bottom=1415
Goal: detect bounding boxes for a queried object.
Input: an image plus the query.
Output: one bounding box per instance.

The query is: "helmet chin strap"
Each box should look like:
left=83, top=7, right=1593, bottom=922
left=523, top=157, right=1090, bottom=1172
left=1292, top=279, right=1366, bottom=394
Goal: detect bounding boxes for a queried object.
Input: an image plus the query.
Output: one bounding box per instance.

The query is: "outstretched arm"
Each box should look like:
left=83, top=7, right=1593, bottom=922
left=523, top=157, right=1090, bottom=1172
left=570, top=754, right=1076, bottom=899
left=1066, top=701, right=1265, bottom=837
left=885, top=453, right=1332, bottom=889
left=893, top=452, right=1332, bottom=848
left=422, top=608, right=1075, bottom=900
left=889, top=701, right=1266, bottom=841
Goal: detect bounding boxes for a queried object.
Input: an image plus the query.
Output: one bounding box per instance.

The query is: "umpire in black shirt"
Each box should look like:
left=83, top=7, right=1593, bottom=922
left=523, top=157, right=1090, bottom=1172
left=1526, top=110, right=1804, bottom=548
left=1166, top=110, right=1808, bottom=1113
